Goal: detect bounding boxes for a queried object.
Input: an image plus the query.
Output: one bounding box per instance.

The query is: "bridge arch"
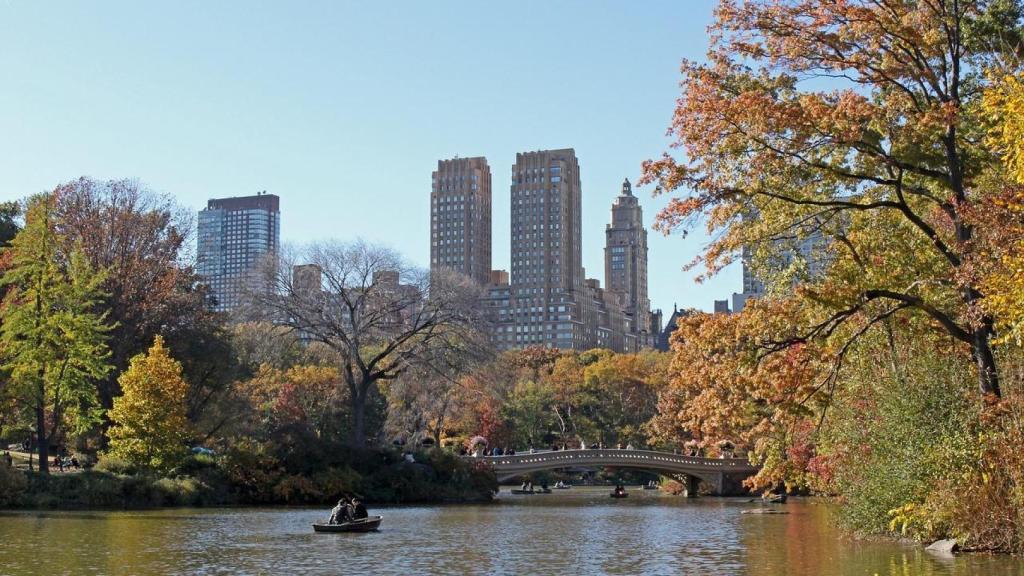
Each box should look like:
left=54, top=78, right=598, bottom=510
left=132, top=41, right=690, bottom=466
left=468, top=449, right=758, bottom=495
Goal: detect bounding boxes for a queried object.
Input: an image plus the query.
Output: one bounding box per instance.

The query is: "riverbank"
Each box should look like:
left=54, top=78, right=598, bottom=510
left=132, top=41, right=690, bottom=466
left=0, top=447, right=497, bottom=510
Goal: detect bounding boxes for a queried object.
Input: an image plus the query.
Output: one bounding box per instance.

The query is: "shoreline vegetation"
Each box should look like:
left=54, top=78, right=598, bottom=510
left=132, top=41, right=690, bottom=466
left=0, top=448, right=497, bottom=510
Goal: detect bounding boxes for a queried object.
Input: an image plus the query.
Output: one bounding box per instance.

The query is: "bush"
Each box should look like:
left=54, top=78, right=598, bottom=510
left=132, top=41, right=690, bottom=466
left=0, top=465, right=28, bottom=506
left=94, top=454, right=138, bottom=476
left=818, top=334, right=984, bottom=543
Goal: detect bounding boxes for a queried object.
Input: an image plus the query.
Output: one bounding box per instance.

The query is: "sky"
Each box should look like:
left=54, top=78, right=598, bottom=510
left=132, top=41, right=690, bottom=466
left=0, top=0, right=739, bottom=314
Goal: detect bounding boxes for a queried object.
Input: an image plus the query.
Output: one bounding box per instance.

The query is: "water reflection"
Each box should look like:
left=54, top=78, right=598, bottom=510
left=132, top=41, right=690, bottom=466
left=0, top=491, right=1021, bottom=575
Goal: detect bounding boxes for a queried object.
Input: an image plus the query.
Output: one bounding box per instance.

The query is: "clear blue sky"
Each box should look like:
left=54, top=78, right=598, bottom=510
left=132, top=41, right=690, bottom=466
left=0, top=0, right=739, bottom=314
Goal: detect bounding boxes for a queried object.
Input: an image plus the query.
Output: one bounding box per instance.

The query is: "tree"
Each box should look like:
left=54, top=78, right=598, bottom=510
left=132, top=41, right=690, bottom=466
left=107, top=336, right=191, bottom=473
left=52, top=177, right=215, bottom=417
left=641, top=0, right=1024, bottom=396
left=0, top=194, right=111, bottom=474
left=648, top=299, right=827, bottom=490
left=976, top=71, right=1024, bottom=344
left=250, top=241, right=484, bottom=447
left=0, top=201, right=19, bottom=247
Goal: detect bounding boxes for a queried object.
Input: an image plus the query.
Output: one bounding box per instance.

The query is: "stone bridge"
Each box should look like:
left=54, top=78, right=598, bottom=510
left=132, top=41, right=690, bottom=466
left=469, top=449, right=759, bottom=495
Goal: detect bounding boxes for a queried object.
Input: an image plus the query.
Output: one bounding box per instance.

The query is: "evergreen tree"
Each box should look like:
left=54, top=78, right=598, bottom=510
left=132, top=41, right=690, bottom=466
left=0, top=194, right=111, bottom=474
left=107, top=336, right=191, bottom=473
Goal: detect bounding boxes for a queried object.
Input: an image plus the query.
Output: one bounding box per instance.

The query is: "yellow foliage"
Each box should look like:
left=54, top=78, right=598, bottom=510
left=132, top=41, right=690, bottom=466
left=984, top=74, right=1024, bottom=185
left=981, top=74, right=1024, bottom=344
left=107, top=336, right=192, bottom=474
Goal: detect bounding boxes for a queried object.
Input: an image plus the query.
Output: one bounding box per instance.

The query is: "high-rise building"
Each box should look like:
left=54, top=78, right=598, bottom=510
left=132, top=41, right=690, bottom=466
left=197, top=192, right=280, bottom=313
left=509, top=148, right=585, bottom=349
left=431, top=157, right=492, bottom=286
left=604, top=178, right=653, bottom=344
left=731, top=231, right=829, bottom=313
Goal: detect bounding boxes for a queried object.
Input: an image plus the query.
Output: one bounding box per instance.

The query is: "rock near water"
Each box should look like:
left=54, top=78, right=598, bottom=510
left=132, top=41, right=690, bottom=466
left=925, top=539, right=958, bottom=554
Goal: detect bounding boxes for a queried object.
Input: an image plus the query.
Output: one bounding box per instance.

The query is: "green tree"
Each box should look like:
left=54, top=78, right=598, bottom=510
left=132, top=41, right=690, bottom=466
left=0, top=194, right=111, bottom=474
left=107, top=336, right=191, bottom=473
left=0, top=201, right=19, bottom=247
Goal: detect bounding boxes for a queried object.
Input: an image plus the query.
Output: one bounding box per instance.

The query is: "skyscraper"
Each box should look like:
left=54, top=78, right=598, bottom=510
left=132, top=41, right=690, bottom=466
left=604, top=178, right=652, bottom=342
left=731, top=230, right=829, bottom=312
left=197, top=192, right=280, bottom=313
left=510, top=148, right=585, bottom=348
left=430, top=156, right=492, bottom=286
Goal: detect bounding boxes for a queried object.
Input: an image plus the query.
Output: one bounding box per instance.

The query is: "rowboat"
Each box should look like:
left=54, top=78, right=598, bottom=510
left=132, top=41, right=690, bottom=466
left=312, top=516, right=383, bottom=533
left=610, top=492, right=629, bottom=498
left=510, top=488, right=551, bottom=494
left=762, top=494, right=787, bottom=504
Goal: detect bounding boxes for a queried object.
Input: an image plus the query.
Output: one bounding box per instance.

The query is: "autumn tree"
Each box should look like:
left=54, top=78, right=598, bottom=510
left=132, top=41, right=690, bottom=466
left=51, top=178, right=227, bottom=424
left=648, top=299, right=828, bottom=490
left=249, top=241, right=484, bottom=447
left=642, top=0, right=1024, bottom=396
left=0, top=194, right=112, bottom=474
left=976, top=71, right=1024, bottom=344
left=107, top=336, right=191, bottom=473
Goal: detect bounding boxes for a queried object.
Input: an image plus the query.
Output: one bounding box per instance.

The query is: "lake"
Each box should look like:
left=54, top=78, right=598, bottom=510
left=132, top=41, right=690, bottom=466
left=1, top=488, right=1021, bottom=575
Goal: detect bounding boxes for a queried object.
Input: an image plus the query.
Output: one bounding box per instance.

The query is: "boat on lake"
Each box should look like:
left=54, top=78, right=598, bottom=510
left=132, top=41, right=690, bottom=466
left=312, top=516, right=383, bottom=533
left=510, top=488, right=551, bottom=494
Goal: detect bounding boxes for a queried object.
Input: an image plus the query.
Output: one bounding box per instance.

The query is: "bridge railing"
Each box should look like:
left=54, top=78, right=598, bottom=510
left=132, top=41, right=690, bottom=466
left=465, top=449, right=758, bottom=472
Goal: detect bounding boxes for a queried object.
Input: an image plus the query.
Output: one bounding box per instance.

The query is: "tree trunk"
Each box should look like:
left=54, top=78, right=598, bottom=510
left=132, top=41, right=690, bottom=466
left=972, top=323, right=1001, bottom=397
left=36, top=402, right=49, bottom=475
left=349, top=391, right=366, bottom=448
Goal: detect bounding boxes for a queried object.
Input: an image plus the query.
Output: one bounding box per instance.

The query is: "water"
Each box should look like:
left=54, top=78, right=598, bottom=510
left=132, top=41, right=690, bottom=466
left=1, top=489, right=1021, bottom=575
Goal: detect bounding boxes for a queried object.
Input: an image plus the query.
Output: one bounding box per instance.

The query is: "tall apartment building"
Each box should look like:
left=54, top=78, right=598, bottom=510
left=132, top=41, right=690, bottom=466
left=430, top=157, right=492, bottom=286
left=197, top=192, right=280, bottom=313
left=604, top=178, right=653, bottom=344
left=731, top=231, right=829, bottom=313
left=509, top=148, right=586, bottom=349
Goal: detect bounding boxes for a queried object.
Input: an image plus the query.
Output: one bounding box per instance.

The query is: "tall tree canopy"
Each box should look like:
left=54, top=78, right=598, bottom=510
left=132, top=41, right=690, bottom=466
left=52, top=177, right=217, bottom=411
left=641, top=0, right=1024, bottom=396
left=0, top=194, right=111, bottom=473
left=250, top=241, right=486, bottom=447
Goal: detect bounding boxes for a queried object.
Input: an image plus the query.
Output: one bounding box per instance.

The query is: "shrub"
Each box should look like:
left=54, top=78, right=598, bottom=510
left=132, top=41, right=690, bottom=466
left=94, top=454, right=137, bottom=476
left=0, top=465, right=28, bottom=506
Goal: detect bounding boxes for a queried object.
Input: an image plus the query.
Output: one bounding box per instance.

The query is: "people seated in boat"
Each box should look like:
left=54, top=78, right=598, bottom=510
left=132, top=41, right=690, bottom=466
left=351, top=498, right=368, bottom=520
left=614, top=484, right=626, bottom=495
left=520, top=481, right=529, bottom=491
left=329, top=498, right=352, bottom=525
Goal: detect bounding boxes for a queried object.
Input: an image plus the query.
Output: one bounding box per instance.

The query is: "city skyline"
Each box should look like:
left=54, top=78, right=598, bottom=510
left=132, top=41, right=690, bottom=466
left=0, top=0, right=738, bottom=314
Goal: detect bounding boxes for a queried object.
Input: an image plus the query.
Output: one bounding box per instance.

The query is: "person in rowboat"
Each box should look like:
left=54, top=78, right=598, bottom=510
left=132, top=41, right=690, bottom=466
left=329, top=498, right=352, bottom=525
left=351, top=498, right=368, bottom=521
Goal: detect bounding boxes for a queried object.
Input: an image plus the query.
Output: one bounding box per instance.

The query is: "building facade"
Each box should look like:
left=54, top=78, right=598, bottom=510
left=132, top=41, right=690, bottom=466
left=604, top=178, right=655, bottom=346
left=508, top=148, right=586, bottom=349
left=197, top=192, right=280, bottom=313
left=438, top=150, right=660, bottom=353
left=731, top=231, right=829, bottom=313
left=430, top=156, right=492, bottom=286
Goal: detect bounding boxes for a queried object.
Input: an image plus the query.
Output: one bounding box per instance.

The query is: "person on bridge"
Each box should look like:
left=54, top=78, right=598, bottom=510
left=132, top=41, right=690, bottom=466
left=579, top=440, right=586, bottom=450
